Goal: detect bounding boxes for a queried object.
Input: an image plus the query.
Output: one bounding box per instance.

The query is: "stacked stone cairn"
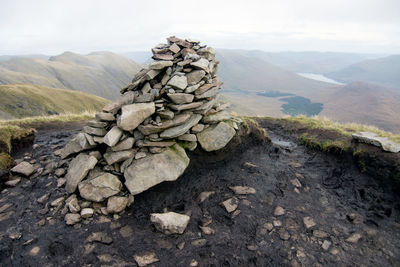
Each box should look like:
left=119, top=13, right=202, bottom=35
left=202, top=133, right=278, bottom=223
left=60, top=36, right=240, bottom=224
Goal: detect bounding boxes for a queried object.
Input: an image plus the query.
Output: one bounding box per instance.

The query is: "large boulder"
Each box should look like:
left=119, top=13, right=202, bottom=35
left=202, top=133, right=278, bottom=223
left=124, top=144, right=190, bottom=195
left=197, top=122, right=236, bottom=152
left=118, top=103, right=156, bottom=131
left=150, top=212, right=190, bottom=234
left=65, top=154, right=98, bottom=193
left=78, top=173, right=122, bottom=202
left=352, top=132, right=400, bottom=153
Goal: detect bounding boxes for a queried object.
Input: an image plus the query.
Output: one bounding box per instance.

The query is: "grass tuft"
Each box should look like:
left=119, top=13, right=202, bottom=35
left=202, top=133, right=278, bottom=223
left=0, top=152, right=14, bottom=169
left=260, top=115, right=400, bottom=143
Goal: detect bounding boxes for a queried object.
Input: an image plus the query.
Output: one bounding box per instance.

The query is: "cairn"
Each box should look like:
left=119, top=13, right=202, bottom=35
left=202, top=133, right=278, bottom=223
left=60, top=37, right=240, bottom=222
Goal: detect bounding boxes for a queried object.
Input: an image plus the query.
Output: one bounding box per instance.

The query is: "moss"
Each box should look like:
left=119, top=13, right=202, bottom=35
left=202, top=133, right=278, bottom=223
left=357, top=160, right=367, bottom=173
left=0, top=153, right=13, bottom=169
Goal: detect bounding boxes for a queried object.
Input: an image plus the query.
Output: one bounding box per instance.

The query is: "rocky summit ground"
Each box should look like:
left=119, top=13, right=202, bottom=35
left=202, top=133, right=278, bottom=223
left=0, top=119, right=399, bottom=266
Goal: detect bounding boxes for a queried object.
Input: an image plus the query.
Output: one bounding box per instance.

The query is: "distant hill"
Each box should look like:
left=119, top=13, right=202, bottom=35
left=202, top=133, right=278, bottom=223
left=216, top=49, right=335, bottom=100
left=221, top=50, right=384, bottom=74
left=120, top=51, right=152, bottom=64
left=0, top=51, right=142, bottom=100
left=319, top=82, right=400, bottom=132
left=0, top=83, right=110, bottom=120
left=325, top=55, right=400, bottom=90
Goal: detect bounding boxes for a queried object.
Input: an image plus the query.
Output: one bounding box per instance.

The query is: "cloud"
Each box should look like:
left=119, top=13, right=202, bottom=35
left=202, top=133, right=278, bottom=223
left=0, top=0, right=399, bottom=54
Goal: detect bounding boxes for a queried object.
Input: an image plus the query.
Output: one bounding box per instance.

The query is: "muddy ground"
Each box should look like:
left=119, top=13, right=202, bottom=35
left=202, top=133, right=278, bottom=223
left=0, top=119, right=399, bottom=266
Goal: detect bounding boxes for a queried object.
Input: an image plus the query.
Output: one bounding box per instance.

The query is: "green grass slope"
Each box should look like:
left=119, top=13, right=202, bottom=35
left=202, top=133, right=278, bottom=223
left=0, top=83, right=110, bottom=119
left=0, top=51, right=142, bottom=100
left=326, top=55, right=400, bottom=90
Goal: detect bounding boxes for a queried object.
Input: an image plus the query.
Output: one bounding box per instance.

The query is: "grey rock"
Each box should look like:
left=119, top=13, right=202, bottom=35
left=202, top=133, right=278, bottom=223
left=197, top=122, right=235, bottom=151
left=303, top=216, right=316, bottom=229
left=87, top=121, right=108, bottom=128
left=352, top=132, right=400, bottom=153
left=167, top=75, right=188, bottom=90
left=83, top=133, right=96, bottom=146
left=202, top=110, right=231, bottom=124
left=65, top=154, right=98, bottom=193
left=65, top=213, right=81, bottom=225
left=112, top=137, right=135, bottom=152
left=346, top=233, right=362, bottom=243
left=229, top=186, right=256, bottom=195
left=141, top=140, right=176, bottom=147
left=145, top=69, right=161, bottom=80
left=134, top=251, right=159, bottom=267
left=95, top=112, right=115, bottom=122
left=102, top=91, right=135, bottom=114
left=190, top=58, right=210, bottom=72
left=134, top=93, right=155, bottom=103
left=78, top=173, right=122, bottom=202
left=83, top=126, right=107, bottom=136
left=177, top=134, right=197, bottom=142
left=141, top=82, right=152, bottom=94
left=149, top=60, right=173, bottom=70
left=169, top=43, right=180, bottom=53
left=65, top=194, right=80, bottom=213
left=104, top=150, right=135, bottom=165
left=86, top=232, right=113, bottom=244
left=186, top=70, right=205, bottom=85
left=61, top=133, right=95, bottom=159
left=191, top=123, right=205, bottom=133
left=124, top=144, right=189, bottom=195
left=103, top=126, right=123, bottom=147
left=169, top=102, right=203, bottom=111
left=150, top=212, right=190, bottom=234
left=118, top=103, right=156, bottom=131
left=194, top=87, right=218, bottom=100
left=221, top=197, right=239, bottom=213
left=167, top=93, right=194, bottom=104
left=157, top=110, right=174, bottom=120
left=107, top=196, right=128, bottom=213
left=138, top=113, right=191, bottom=135
left=11, top=161, right=35, bottom=176
left=135, top=151, right=147, bottom=159
left=185, top=82, right=203, bottom=93
left=80, top=208, right=94, bottom=218
left=153, top=53, right=174, bottom=60
left=274, top=206, right=285, bottom=216
left=160, top=114, right=202, bottom=139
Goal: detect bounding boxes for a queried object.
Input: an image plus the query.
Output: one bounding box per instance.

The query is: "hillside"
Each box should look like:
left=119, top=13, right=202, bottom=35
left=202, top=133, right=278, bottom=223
left=217, top=49, right=335, bottom=99
left=319, top=82, right=400, bottom=132
left=326, top=55, right=400, bottom=90
left=0, top=83, right=110, bottom=120
left=0, top=51, right=142, bottom=100
left=220, top=50, right=384, bottom=74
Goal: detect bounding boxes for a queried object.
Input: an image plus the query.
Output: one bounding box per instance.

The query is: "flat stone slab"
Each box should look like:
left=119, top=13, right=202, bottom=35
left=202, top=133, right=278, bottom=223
left=197, top=122, right=236, bottom=151
left=159, top=114, right=202, bottom=139
left=202, top=110, right=231, bottom=124
left=124, top=144, right=190, bottom=195
left=11, top=161, right=35, bottom=176
left=118, top=103, right=155, bottom=131
left=65, top=154, right=98, bottom=193
left=352, top=132, right=400, bottom=153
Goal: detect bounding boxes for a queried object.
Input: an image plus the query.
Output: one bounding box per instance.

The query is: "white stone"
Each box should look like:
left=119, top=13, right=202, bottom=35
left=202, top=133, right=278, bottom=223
left=150, top=212, right=190, bottom=234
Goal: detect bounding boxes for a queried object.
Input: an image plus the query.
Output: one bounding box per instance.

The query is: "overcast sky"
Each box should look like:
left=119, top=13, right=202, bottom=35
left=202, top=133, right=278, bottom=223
left=1, top=0, right=399, bottom=55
